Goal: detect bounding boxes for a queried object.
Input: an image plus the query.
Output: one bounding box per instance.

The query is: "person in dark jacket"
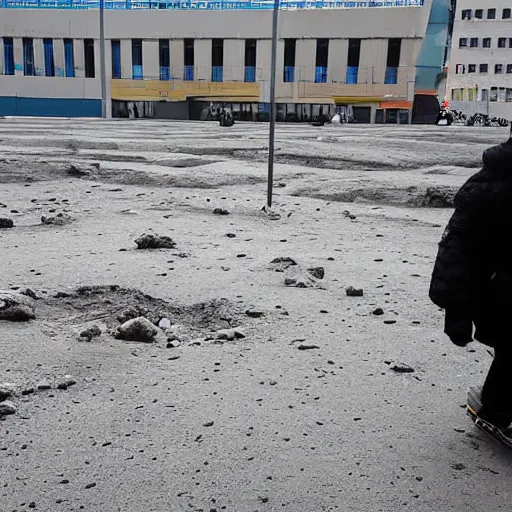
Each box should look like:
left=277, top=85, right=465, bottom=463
left=430, top=137, right=512, bottom=447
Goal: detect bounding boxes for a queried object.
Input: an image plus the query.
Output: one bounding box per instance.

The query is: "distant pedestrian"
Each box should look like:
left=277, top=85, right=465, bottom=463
left=430, top=137, right=512, bottom=447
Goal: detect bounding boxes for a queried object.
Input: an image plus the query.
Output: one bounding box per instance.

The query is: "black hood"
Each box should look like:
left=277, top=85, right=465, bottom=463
left=483, top=138, right=512, bottom=173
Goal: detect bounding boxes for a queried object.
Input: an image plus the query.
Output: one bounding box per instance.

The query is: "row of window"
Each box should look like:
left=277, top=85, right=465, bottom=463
left=2, top=37, right=94, bottom=77
left=2, top=36, right=404, bottom=85
left=455, top=63, right=512, bottom=74
left=451, top=87, right=512, bottom=103
left=459, top=37, right=512, bottom=49
left=462, top=8, right=511, bottom=20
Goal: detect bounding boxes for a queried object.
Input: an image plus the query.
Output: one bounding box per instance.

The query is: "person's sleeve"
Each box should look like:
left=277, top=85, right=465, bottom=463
left=429, top=179, right=488, bottom=312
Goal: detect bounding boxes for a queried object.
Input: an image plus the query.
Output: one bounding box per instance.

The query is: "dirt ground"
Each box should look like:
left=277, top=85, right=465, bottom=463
left=1, top=118, right=511, bottom=512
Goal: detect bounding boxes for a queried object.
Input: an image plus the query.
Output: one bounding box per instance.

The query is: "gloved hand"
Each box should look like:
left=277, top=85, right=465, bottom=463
left=444, top=309, right=473, bottom=347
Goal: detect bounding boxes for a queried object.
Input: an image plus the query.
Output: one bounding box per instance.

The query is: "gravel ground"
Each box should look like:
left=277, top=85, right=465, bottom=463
left=1, top=118, right=511, bottom=512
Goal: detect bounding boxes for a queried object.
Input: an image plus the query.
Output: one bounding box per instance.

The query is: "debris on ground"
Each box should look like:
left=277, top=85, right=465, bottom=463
left=56, top=375, right=77, bottom=390
left=116, top=317, right=158, bottom=343
left=0, top=217, right=14, bottom=229
left=346, top=287, right=364, bottom=297
left=307, top=267, right=325, bottom=280
left=391, top=363, right=415, bottom=373
left=41, top=213, right=74, bottom=226
left=0, top=291, right=36, bottom=321
left=269, top=257, right=297, bottom=272
left=213, top=208, right=230, bottom=215
left=134, top=233, right=177, bottom=250
left=0, top=400, right=17, bottom=417
left=284, top=275, right=322, bottom=289
left=79, top=324, right=102, bottom=341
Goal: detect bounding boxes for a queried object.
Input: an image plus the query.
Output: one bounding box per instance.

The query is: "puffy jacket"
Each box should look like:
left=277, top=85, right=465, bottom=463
left=429, top=138, right=512, bottom=344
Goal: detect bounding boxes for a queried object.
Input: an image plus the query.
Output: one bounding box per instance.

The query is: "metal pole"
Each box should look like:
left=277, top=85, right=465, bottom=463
left=266, top=0, right=279, bottom=210
left=99, top=0, right=107, bottom=118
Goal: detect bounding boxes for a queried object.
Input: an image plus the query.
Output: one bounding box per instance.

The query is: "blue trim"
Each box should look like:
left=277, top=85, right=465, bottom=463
left=160, top=66, right=170, bottom=80
left=384, top=66, right=398, bottom=84
left=212, top=65, right=223, bottom=82
left=64, top=39, right=74, bottom=77
left=0, top=0, right=424, bottom=9
left=0, top=97, right=102, bottom=117
left=184, top=65, right=194, bottom=81
left=3, top=37, right=14, bottom=75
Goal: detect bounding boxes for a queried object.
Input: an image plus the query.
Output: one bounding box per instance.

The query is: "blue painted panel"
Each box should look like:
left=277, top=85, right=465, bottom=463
left=0, top=97, right=101, bottom=117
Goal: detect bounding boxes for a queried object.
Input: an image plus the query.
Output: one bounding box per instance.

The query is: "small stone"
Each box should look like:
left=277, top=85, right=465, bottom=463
left=158, top=317, right=171, bottom=330
left=270, top=257, right=297, bottom=270
left=37, top=380, right=52, bottom=391
left=297, top=344, right=319, bottom=350
left=79, top=324, right=101, bottom=341
left=28, top=502, right=36, bottom=509
left=0, top=383, right=15, bottom=401
left=0, top=217, right=14, bottom=229
left=217, top=329, right=236, bottom=341
left=41, top=213, right=73, bottom=226
left=233, top=328, right=246, bottom=339
left=384, top=320, right=397, bottom=325
left=85, top=482, right=96, bottom=489
left=391, top=363, right=415, bottom=374
left=372, top=308, right=384, bottom=316
left=56, top=375, right=76, bottom=390
left=0, top=291, right=36, bottom=321
left=246, top=310, right=264, bottom=318
left=0, top=400, right=17, bottom=416
left=346, top=287, right=363, bottom=297
left=203, top=421, right=214, bottom=427
left=21, top=388, right=35, bottom=395
left=135, top=233, right=176, bottom=250
left=226, top=233, right=236, bottom=238
left=213, top=208, right=229, bottom=215
left=307, top=267, right=325, bottom=280
left=116, top=317, right=158, bottom=343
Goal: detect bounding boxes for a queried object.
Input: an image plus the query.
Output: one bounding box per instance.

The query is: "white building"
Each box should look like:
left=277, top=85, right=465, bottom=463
left=447, top=0, right=512, bottom=118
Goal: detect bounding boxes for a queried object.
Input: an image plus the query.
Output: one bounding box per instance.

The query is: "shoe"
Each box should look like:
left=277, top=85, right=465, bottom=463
left=467, top=386, right=512, bottom=448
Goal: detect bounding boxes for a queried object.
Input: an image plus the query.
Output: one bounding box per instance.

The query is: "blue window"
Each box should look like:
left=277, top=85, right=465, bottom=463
left=244, top=66, right=255, bottom=83
left=159, top=39, right=170, bottom=81
left=3, top=37, right=14, bottom=75
left=385, top=67, right=398, bottom=85
left=346, top=66, right=358, bottom=84
left=132, top=39, right=143, bottom=80
left=64, top=39, right=75, bottom=77
left=23, top=38, right=35, bottom=76
left=315, top=66, right=327, bottom=83
left=43, top=39, right=55, bottom=77
left=284, top=66, right=295, bottom=83
left=212, top=66, right=223, bottom=82
left=111, top=40, right=121, bottom=78
left=184, top=65, right=194, bottom=81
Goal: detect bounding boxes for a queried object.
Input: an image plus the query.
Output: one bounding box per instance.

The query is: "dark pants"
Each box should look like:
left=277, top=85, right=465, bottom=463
left=481, top=344, right=512, bottom=427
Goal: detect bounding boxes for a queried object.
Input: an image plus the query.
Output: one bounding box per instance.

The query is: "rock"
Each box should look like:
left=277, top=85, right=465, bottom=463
left=372, top=308, right=384, bottom=316
left=343, top=210, right=357, bottom=220
left=307, top=267, right=325, bottom=280
left=0, top=383, right=15, bottom=401
left=80, top=324, right=101, bottom=341
left=0, top=291, right=36, bottom=321
left=233, top=328, right=246, bottom=339
left=116, top=317, right=158, bottom=343
left=246, top=309, right=264, bottom=318
left=135, top=233, right=176, bottom=250
left=297, top=344, right=319, bottom=350
left=67, top=163, right=93, bottom=177
left=284, top=275, right=320, bottom=289
left=20, top=288, right=38, bottom=300
left=213, top=208, right=229, bottom=215
left=391, top=363, right=415, bottom=374
left=158, top=317, right=171, bottom=330
left=217, top=329, right=236, bottom=341
left=41, top=213, right=74, bottom=226
left=56, top=375, right=76, bottom=390
left=37, top=380, right=52, bottom=391
left=0, top=217, right=14, bottom=229
left=226, top=233, right=236, bottom=238
left=270, top=257, right=297, bottom=271
left=22, top=388, right=35, bottom=395
left=346, top=287, right=364, bottom=297
left=0, top=400, right=17, bottom=416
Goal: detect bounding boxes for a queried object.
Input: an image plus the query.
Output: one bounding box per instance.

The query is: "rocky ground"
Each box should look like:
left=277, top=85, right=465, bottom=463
left=1, top=118, right=511, bottom=512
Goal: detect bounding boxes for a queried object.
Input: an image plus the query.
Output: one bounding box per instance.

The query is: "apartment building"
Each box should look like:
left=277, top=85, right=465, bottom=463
left=447, top=0, right=512, bottom=118
left=0, top=0, right=451, bottom=123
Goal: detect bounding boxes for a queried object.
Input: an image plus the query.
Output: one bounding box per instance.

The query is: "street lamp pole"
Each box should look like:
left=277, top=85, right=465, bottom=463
left=266, top=0, right=279, bottom=210
left=99, top=0, right=107, bottom=118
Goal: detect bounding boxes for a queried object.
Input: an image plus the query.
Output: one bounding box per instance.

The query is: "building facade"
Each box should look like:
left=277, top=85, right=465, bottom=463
left=447, top=0, right=512, bottom=118
left=0, top=0, right=451, bottom=123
